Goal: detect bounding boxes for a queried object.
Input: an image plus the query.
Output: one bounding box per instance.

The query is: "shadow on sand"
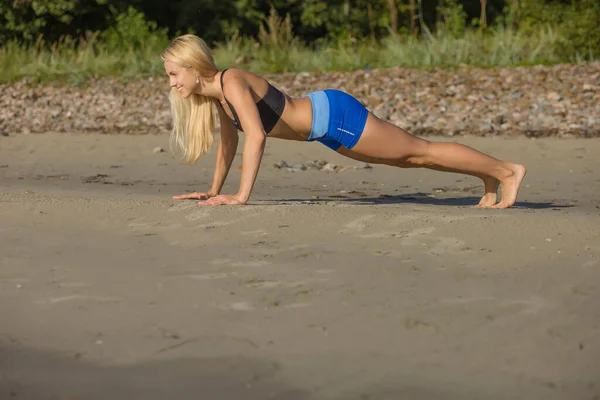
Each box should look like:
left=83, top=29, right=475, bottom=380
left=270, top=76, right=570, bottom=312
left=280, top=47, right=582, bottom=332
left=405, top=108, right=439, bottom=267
left=1, top=344, right=307, bottom=400
left=269, top=193, right=571, bottom=210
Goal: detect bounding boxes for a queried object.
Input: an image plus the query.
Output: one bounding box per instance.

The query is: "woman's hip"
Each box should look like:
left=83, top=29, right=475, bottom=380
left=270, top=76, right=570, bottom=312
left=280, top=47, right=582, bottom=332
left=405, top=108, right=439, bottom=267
left=305, top=89, right=369, bottom=151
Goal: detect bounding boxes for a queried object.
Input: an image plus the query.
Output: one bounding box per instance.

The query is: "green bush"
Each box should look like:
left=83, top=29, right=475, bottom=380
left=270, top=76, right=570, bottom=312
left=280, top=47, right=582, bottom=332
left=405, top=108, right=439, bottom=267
left=436, top=0, right=468, bottom=38
left=556, top=0, right=600, bottom=61
left=99, top=6, right=169, bottom=52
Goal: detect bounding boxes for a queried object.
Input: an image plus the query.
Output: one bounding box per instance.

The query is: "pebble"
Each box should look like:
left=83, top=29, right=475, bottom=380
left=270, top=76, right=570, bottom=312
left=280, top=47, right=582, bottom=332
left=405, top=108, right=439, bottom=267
left=322, top=163, right=337, bottom=172
left=292, top=163, right=307, bottom=171
left=1, top=130, right=8, bottom=137
left=153, top=147, right=165, bottom=154
left=354, top=162, right=372, bottom=169
left=275, top=159, right=371, bottom=173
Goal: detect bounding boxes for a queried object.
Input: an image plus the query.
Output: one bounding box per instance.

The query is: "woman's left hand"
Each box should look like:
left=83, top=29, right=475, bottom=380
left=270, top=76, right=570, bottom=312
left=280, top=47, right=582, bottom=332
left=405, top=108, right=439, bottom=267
left=198, top=194, right=246, bottom=206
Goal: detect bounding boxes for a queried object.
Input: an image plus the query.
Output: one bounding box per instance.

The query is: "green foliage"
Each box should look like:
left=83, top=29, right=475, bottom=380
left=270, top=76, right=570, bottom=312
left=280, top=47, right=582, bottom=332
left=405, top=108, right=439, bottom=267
left=257, top=7, right=298, bottom=49
left=437, top=0, right=468, bottom=37
left=99, top=6, right=169, bottom=51
left=0, top=0, right=110, bottom=43
left=0, top=0, right=599, bottom=85
left=555, top=0, right=600, bottom=61
left=299, top=0, right=391, bottom=42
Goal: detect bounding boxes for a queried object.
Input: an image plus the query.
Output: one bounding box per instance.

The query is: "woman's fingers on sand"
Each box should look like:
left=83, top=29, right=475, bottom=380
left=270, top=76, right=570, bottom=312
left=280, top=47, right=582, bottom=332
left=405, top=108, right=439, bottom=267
left=173, top=192, right=204, bottom=200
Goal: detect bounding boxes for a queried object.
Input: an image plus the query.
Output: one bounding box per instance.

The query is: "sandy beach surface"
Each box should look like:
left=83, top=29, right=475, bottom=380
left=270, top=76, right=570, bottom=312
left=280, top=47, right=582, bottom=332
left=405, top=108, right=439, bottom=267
left=1, top=132, right=599, bottom=400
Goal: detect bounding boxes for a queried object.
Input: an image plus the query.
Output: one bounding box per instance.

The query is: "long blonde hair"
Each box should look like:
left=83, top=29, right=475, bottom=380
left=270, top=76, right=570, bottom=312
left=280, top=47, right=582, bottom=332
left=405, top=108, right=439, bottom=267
left=160, top=34, right=218, bottom=164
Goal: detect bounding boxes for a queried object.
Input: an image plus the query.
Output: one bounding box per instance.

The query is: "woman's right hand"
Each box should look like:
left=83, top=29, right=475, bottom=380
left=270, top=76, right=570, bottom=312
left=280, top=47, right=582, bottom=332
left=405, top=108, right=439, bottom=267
left=172, top=191, right=216, bottom=200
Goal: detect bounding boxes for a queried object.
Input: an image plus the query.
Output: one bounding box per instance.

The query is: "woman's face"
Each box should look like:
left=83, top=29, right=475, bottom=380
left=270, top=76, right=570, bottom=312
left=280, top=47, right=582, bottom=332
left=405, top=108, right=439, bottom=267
left=164, top=61, right=196, bottom=98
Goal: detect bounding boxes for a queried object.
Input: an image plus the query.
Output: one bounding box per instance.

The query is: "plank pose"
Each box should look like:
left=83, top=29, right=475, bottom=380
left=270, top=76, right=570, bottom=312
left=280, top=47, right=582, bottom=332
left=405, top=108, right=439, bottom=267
left=161, top=34, right=526, bottom=208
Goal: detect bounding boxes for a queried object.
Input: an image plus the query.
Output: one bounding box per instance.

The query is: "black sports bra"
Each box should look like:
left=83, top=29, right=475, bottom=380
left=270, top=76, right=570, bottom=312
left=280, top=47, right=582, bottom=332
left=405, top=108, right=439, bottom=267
left=219, top=69, right=285, bottom=133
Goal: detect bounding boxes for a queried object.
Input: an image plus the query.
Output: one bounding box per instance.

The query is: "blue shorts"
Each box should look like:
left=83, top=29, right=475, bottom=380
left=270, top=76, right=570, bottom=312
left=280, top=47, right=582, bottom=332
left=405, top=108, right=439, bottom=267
left=305, top=89, right=369, bottom=151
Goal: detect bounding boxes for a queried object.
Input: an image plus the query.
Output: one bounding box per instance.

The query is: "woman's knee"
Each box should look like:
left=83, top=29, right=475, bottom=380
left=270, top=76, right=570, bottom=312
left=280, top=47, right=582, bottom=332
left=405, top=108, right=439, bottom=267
left=400, top=140, right=432, bottom=166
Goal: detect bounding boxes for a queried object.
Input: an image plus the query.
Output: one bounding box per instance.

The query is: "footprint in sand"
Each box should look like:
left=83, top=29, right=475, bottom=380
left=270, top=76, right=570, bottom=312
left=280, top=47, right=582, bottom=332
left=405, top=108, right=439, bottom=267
left=36, top=295, right=122, bottom=304
left=398, top=227, right=436, bottom=246
left=428, top=237, right=468, bottom=256
left=168, top=202, right=199, bottom=213
left=340, top=214, right=421, bottom=238
left=185, top=209, right=211, bottom=221
left=246, top=280, right=281, bottom=289
left=156, top=271, right=246, bottom=292
left=339, top=215, right=376, bottom=235
left=128, top=221, right=184, bottom=236
left=245, top=277, right=329, bottom=289
left=440, top=296, right=548, bottom=318
left=240, top=229, right=268, bottom=237
left=230, top=260, right=272, bottom=268
left=210, top=257, right=272, bottom=268
left=163, top=272, right=240, bottom=281
left=283, top=303, right=312, bottom=309
left=54, top=281, right=90, bottom=288
left=220, top=301, right=254, bottom=311
left=580, top=260, right=598, bottom=268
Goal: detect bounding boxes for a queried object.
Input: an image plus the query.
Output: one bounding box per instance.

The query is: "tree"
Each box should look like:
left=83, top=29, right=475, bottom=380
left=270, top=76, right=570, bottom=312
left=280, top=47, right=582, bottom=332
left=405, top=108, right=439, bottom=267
left=387, top=0, right=398, bottom=34
left=480, top=0, right=488, bottom=28
left=409, top=0, right=418, bottom=36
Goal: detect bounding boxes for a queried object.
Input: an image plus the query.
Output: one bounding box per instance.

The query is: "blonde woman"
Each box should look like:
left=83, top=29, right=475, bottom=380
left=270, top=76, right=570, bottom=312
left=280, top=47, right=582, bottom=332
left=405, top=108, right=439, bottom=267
left=162, top=34, right=526, bottom=208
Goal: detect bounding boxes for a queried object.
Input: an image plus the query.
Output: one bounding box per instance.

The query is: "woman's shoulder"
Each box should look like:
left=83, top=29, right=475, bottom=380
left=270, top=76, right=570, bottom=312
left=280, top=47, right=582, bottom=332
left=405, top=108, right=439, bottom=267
left=221, top=68, right=274, bottom=96
left=222, top=68, right=269, bottom=85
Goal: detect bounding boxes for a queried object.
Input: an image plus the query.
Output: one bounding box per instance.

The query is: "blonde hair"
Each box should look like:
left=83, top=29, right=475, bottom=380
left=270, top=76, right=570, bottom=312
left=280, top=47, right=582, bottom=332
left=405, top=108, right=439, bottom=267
left=160, top=34, right=218, bottom=164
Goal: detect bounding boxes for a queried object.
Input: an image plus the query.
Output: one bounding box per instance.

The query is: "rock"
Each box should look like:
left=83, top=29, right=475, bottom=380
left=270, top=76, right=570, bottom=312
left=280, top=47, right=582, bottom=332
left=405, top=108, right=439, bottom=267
left=322, top=163, right=337, bottom=172
left=494, top=114, right=507, bottom=125
left=480, top=123, right=494, bottom=132
left=547, top=92, right=562, bottom=102
left=292, top=163, right=307, bottom=171
left=0, top=64, right=599, bottom=138
left=276, top=160, right=289, bottom=168
left=153, top=147, right=165, bottom=154
left=509, top=90, right=524, bottom=100
left=314, top=160, right=328, bottom=169
left=1, top=130, right=8, bottom=137
left=354, top=162, right=372, bottom=169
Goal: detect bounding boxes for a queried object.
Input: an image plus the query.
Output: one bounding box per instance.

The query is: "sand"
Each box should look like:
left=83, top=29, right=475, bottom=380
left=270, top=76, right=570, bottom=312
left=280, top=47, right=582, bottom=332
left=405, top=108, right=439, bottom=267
left=1, top=133, right=599, bottom=400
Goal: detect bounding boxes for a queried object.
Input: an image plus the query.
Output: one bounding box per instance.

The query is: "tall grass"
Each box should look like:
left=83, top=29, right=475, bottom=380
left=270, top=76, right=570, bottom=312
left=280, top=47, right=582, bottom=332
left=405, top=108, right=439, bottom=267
left=212, top=23, right=564, bottom=74
left=0, top=32, right=168, bottom=85
left=0, top=22, right=574, bottom=85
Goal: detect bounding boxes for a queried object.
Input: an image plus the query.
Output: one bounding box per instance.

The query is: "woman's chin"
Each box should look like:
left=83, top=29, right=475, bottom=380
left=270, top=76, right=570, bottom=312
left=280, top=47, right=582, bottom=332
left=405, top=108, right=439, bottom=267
left=182, top=90, right=195, bottom=98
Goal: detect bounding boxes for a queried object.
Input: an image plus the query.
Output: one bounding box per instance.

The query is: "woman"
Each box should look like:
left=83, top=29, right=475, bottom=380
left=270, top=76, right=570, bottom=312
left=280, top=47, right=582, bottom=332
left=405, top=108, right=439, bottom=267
left=161, top=34, right=526, bottom=208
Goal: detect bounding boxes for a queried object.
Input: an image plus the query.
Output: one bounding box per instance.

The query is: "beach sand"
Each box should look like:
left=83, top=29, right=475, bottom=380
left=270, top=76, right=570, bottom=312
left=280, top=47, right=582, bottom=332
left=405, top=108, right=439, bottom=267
left=1, top=133, right=599, bottom=400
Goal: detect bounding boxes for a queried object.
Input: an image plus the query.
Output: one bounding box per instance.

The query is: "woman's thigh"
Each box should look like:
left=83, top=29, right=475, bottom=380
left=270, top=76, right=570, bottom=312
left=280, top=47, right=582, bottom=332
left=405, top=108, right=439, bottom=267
left=349, top=113, right=429, bottom=161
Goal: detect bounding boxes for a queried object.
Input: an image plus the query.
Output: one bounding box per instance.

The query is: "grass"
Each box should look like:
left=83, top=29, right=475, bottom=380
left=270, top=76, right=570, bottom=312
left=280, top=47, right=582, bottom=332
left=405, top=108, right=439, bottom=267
left=212, top=24, right=565, bottom=74
left=0, top=24, right=578, bottom=86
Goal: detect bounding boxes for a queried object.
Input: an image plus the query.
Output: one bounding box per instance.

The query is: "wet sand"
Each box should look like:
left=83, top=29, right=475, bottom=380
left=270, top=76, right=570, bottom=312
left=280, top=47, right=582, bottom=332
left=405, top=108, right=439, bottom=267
left=1, top=133, right=599, bottom=400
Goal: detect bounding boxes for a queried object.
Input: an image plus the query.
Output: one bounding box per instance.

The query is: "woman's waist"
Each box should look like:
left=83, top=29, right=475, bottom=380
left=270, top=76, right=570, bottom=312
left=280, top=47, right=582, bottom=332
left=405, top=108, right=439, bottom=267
left=268, top=96, right=313, bottom=140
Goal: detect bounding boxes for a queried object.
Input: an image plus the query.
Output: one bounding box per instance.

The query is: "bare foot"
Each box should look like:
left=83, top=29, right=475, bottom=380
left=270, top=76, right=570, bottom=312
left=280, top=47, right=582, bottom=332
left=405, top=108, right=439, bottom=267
left=477, top=176, right=499, bottom=207
left=492, top=163, right=527, bottom=209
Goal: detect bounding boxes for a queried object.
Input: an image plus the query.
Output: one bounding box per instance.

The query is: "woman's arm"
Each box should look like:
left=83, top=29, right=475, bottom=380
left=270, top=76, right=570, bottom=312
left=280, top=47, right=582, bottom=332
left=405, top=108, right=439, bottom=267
left=173, top=104, right=239, bottom=201
left=199, top=73, right=266, bottom=206
left=209, top=104, right=240, bottom=196
left=226, top=78, right=266, bottom=203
